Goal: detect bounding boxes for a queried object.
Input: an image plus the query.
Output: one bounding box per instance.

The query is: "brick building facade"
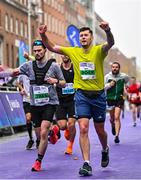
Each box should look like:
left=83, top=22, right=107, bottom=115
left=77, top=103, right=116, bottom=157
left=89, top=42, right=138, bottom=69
left=0, top=0, right=38, bottom=67
left=0, top=0, right=95, bottom=67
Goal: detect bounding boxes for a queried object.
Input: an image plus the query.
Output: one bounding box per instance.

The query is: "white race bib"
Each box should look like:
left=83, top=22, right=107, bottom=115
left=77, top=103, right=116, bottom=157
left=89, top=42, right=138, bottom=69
left=62, top=83, right=75, bottom=94
left=131, top=93, right=137, bottom=98
left=33, top=85, right=49, bottom=105
left=80, top=62, right=95, bottom=80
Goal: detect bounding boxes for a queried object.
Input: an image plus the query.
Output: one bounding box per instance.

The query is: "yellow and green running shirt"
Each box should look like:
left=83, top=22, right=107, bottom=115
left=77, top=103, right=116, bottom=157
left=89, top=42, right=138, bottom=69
left=60, top=45, right=107, bottom=91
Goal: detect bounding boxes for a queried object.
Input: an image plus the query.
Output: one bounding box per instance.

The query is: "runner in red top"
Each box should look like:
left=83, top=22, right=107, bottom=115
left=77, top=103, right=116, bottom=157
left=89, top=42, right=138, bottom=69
left=126, top=77, right=141, bottom=126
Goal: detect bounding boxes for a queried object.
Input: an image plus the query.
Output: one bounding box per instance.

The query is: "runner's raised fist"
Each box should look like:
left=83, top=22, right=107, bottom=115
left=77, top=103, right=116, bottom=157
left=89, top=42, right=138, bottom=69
left=38, top=25, right=47, bottom=34
left=99, top=22, right=110, bottom=31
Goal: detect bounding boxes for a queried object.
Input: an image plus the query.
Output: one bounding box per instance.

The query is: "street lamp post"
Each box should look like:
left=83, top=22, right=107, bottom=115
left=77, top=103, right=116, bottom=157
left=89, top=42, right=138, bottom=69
left=28, top=0, right=43, bottom=55
left=28, top=0, right=32, bottom=55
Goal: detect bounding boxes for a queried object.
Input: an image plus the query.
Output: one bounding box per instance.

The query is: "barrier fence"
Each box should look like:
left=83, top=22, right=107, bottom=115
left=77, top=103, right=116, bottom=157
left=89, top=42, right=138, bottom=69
left=0, top=87, right=26, bottom=134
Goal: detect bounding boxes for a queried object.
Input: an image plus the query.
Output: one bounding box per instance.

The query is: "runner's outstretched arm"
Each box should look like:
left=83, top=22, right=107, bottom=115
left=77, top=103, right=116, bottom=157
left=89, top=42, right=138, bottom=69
left=39, top=25, right=64, bottom=55
left=0, top=68, right=19, bottom=77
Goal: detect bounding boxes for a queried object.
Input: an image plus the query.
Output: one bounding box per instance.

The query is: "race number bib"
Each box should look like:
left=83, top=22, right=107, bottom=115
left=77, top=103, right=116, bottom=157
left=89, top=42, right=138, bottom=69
left=62, top=83, right=75, bottom=94
left=131, top=93, right=137, bottom=98
left=33, top=85, right=49, bottom=105
left=130, top=93, right=138, bottom=101
left=80, top=62, right=95, bottom=80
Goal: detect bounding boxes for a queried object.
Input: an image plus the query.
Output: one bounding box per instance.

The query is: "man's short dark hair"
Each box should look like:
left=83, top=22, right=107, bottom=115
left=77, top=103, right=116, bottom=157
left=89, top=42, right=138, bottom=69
left=79, top=27, right=93, bottom=35
left=131, top=76, right=136, bottom=80
left=32, top=40, right=46, bottom=49
left=112, top=61, right=120, bottom=69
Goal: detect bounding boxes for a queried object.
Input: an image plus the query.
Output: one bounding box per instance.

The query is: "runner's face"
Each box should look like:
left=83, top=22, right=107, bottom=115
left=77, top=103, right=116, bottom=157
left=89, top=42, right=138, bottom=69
left=130, top=78, right=136, bottom=84
left=61, top=55, right=70, bottom=64
left=79, top=30, right=93, bottom=48
left=111, top=64, right=120, bottom=75
left=33, top=46, right=46, bottom=61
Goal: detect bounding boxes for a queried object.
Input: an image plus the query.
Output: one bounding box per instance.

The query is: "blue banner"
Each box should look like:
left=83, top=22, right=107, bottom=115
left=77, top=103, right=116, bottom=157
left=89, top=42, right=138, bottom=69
left=0, top=99, right=10, bottom=128
left=67, top=25, right=81, bottom=47
left=0, top=92, right=26, bottom=127
left=19, top=41, right=28, bottom=65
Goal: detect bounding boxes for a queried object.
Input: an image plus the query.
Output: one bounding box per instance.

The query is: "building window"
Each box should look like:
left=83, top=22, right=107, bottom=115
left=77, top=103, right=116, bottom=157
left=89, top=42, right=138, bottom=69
left=61, top=22, right=64, bottom=36
left=58, top=4, right=61, bottom=12
left=0, top=10, right=2, bottom=27
left=23, top=0, right=27, bottom=6
left=6, top=43, right=9, bottom=66
left=31, top=25, right=35, bottom=39
left=24, top=23, right=28, bottom=38
left=38, top=14, right=43, bottom=25
left=16, top=19, right=19, bottom=35
left=54, top=1, right=57, bottom=9
left=0, top=40, right=3, bottom=65
left=20, top=21, right=24, bottom=36
left=60, top=4, right=62, bottom=12
left=52, top=17, right=55, bottom=33
left=5, top=14, right=9, bottom=31
left=10, top=16, right=14, bottom=33
left=55, top=19, right=57, bottom=34
left=48, top=0, right=51, bottom=5
left=44, top=13, right=47, bottom=25
left=62, top=22, right=65, bottom=36
left=61, top=5, right=64, bottom=14
left=58, top=21, right=61, bottom=35
left=11, top=45, right=14, bottom=68
left=48, top=14, right=51, bottom=31
left=51, top=0, right=54, bottom=7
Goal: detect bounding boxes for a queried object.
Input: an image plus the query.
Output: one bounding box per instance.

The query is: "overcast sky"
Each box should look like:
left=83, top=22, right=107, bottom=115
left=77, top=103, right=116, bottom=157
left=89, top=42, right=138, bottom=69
left=95, top=0, right=141, bottom=67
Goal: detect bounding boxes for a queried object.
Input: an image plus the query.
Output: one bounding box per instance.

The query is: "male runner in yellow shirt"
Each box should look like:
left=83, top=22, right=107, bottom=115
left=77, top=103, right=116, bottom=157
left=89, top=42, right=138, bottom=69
left=39, top=22, right=114, bottom=176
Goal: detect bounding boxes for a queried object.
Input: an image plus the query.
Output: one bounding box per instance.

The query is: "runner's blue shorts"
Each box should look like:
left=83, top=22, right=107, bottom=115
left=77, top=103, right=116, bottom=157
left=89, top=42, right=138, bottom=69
left=75, top=89, right=106, bottom=123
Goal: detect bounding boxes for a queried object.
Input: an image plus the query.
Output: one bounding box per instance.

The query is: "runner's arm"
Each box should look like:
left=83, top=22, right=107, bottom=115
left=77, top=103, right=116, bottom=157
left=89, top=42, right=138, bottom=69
left=39, top=25, right=64, bottom=55
left=100, top=22, right=115, bottom=54
left=105, top=80, right=116, bottom=90
left=0, top=68, right=19, bottom=77
left=46, top=77, right=66, bottom=88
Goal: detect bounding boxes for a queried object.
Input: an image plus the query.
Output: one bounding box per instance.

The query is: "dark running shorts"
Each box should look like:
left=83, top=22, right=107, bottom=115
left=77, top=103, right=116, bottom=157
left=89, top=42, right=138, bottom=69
left=31, top=104, right=57, bottom=128
left=107, top=99, right=124, bottom=109
left=56, top=100, right=76, bottom=120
